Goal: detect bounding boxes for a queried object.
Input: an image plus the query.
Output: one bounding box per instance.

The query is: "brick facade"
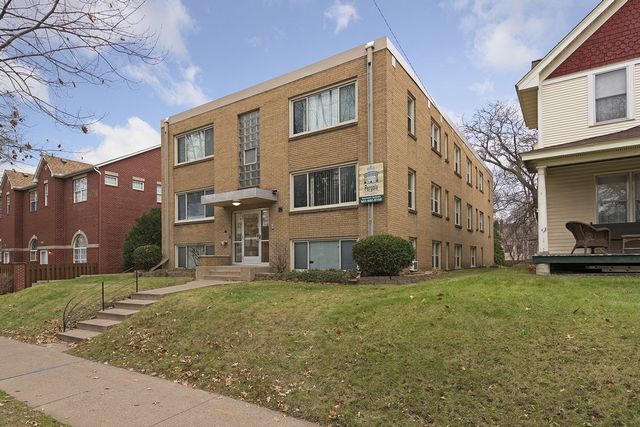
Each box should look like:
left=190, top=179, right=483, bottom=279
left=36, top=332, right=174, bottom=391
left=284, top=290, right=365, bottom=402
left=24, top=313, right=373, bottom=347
left=163, top=39, right=494, bottom=271
left=0, top=147, right=161, bottom=273
left=549, top=0, right=640, bottom=79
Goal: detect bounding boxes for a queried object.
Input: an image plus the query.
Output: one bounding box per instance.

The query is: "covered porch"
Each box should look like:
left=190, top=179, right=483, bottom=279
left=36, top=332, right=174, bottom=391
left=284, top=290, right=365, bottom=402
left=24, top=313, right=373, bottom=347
left=522, top=126, right=640, bottom=274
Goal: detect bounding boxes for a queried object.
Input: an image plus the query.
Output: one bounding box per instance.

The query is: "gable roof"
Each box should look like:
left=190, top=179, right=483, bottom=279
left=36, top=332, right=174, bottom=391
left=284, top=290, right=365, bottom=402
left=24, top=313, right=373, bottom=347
left=2, top=170, right=35, bottom=190
left=36, top=155, right=94, bottom=179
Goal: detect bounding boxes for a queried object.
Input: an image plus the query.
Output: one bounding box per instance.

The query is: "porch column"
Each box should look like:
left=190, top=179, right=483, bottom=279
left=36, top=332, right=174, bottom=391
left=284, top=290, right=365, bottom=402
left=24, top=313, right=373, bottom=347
left=537, top=166, right=549, bottom=254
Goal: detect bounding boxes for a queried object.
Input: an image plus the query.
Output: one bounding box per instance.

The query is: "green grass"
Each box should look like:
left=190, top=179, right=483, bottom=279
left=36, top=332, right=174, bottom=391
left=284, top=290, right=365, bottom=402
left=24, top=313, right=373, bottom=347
left=0, top=390, right=66, bottom=426
left=0, top=274, right=191, bottom=343
left=65, top=268, right=640, bottom=424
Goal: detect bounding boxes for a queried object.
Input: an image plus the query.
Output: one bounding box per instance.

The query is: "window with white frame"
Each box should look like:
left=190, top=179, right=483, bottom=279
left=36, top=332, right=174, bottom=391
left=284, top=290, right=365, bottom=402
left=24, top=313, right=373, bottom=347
left=479, top=171, right=484, bottom=192
left=73, top=234, right=88, bottom=263
left=431, top=183, right=441, bottom=215
left=132, top=178, right=145, bottom=191
left=432, top=241, right=441, bottom=269
left=2, top=251, right=9, bottom=264
left=29, top=238, right=37, bottom=262
left=6, top=193, right=9, bottom=214
left=39, top=250, right=48, bottom=265
left=105, top=174, right=118, bottom=187
left=177, top=244, right=214, bottom=269
left=467, top=204, right=473, bottom=230
left=431, top=121, right=441, bottom=152
left=594, top=68, right=628, bottom=123
left=454, top=197, right=461, bottom=226
left=454, top=145, right=461, bottom=175
left=73, top=177, right=87, bottom=203
left=466, top=158, right=473, bottom=185
left=243, top=148, right=257, bottom=165
left=444, top=133, right=449, bottom=161
left=454, top=244, right=462, bottom=269
left=44, top=183, right=48, bottom=207
left=177, top=127, right=213, bottom=164
left=176, top=188, right=214, bottom=221
left=156, top=183, right=162, bottom=203
left=407, top=95, right=415, bottom=135
left=479, top=211, right=485, bottom=232
left=596, top=172, right=640, bottom=223
left=444, top=190, right=449, bottom=219
left=408, top=170, right=416, bottom=210
left=29, top=190, right=37, bottom=212
left=293, top=239, right=356, bottom=270
left=470, top=246, right=477, bottom=267
left=292, top=81, right=356, bottom=135
left=292, top=165, right=357, bottom=210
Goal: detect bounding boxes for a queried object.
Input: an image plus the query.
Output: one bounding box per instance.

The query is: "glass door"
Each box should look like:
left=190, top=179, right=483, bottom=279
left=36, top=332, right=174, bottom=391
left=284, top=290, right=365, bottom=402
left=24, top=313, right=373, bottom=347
left=243, top=211, right=261, bottom=263
left=233, top=209, right=269, bottom=264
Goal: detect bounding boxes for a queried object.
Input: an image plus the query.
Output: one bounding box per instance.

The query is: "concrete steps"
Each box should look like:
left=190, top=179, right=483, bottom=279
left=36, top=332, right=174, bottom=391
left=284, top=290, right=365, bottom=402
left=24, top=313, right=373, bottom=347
left=57, top=328, right=102, bottom=343
left=96, top=308, right=138, bottom=321
left=76, top=318, right=121, bottom=333
left=114, top=298, right=156, bottom=310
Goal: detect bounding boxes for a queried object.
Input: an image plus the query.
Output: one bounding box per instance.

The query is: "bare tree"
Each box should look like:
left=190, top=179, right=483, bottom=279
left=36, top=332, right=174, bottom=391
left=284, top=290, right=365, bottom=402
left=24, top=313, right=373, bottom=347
left=0, top=0, right=161, bottom=164
left=463, top=100, right=538, bottom=252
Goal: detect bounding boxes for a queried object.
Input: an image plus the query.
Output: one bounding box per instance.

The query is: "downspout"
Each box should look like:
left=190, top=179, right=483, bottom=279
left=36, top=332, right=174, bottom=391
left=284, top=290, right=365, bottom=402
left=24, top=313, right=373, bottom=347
left=366, top=41, right=374, bottom=236
left=161, top=119, right=170, bottom=267
left=94, top=167, right=101, bottom=273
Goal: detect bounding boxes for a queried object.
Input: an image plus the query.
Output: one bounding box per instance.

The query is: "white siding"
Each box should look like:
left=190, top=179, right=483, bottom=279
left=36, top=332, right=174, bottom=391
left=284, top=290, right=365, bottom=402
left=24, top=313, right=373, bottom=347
left=540, top=63, right=640, bottom=148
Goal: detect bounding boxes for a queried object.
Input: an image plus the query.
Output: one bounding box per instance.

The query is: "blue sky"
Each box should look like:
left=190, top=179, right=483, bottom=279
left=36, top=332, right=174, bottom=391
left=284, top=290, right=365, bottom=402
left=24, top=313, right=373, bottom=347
left=14, top=0, right=597, bottom=172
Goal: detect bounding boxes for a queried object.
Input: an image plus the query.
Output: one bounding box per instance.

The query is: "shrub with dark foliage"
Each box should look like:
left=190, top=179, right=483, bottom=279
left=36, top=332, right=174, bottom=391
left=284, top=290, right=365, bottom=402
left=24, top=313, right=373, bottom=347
left=133, top=244, right=162, bottom=271
left=123, top=208, right=161, bottom=270
left=352, top=234, right=415, bottom=276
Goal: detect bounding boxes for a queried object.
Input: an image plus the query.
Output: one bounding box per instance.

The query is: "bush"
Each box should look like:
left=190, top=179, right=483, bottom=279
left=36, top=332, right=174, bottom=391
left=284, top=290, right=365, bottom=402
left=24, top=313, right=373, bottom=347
left=493, top=220, right=506, bottom=266
left=0, top=273, right=12, bottom=295
left=123, top=208, right=161, bottom=270
left=132, top=244, right=162, bottom=270
left=352, top=234, right=415, bottom=276
left=275, top=269, right=357, bottom=284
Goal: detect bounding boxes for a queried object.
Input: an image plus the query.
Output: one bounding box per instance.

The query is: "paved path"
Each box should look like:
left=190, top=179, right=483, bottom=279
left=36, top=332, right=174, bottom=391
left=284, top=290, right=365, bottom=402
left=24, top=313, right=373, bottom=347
left=0, top=337, right=314, bottom=426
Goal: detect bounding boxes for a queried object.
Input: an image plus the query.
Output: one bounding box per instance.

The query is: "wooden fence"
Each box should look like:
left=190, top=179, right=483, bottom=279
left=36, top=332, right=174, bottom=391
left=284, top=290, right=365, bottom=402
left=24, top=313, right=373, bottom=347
left=0, top=263, right=15, bottom=294
left=26, top=263, right=98, bottom=288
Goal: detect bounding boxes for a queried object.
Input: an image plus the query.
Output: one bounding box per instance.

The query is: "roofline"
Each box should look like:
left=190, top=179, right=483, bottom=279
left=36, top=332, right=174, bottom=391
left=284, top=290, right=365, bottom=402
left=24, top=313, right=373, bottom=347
left=1, top=170, right=36, bottom=190
left=516, top=0, right=618, bottom=91
left=96, top=145, right=160, bottom=168
left=521, top=137, right=640, bottom=163
left=162, top=37, right=490, bottom=173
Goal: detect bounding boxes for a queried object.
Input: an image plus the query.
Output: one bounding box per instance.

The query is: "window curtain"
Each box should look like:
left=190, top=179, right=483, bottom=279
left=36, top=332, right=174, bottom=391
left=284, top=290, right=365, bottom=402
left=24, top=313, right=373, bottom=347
left=339, top=84, right=355, bottom=122
left=187, top=191, right=204, bottom=220
left=597, top=175, right=628, bottom=223
left=308, top=88, right=339, bottom=132
left=596, top=69, right=627, bottom=122
left=309, top=168, right=339, bottom=207
left=340, top=166, right=356, bottom=203
left=185, top=131, right=205, bottom=162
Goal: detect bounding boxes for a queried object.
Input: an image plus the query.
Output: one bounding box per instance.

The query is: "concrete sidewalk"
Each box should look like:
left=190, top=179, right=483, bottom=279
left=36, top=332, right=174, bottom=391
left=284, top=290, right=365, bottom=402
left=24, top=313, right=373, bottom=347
left=0, top=337, right=314, bottom=426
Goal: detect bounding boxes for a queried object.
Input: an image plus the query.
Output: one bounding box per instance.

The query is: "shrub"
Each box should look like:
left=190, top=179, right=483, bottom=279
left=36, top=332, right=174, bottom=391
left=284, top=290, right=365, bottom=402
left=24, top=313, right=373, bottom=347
left=123, top=208, right=161, bottom=270
left=132, top=244, right=162, bottom=271
left=493, top=220, right=506, bottom=266
left=352, top=234, right=415, bottom=276
left=0, top=273, right=12, bottom=295
left=275, top=269, right=357, bottom=284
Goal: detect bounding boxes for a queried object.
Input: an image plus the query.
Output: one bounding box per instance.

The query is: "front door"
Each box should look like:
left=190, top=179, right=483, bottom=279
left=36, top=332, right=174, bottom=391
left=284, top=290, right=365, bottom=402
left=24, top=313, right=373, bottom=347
left=242, top=211, right=261, bottom=263
left=233, top=209, right=269, bottom=264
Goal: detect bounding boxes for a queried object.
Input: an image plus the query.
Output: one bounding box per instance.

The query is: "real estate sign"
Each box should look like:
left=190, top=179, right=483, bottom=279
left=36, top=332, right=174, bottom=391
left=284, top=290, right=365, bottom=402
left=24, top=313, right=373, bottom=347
left=359, top=163, right=384, bottom=203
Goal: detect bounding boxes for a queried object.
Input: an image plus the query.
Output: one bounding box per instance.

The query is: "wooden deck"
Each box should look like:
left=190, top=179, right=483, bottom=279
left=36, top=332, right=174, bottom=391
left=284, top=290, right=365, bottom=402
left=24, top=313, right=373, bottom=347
left=533, top=253, right=640, bottom=273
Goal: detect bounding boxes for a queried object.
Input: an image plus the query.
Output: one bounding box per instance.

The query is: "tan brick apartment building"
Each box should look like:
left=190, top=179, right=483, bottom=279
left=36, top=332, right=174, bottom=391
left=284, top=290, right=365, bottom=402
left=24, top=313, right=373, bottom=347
left=161, top=37, right=493, bottom=272
left=0, top=146, right=161, bottom=273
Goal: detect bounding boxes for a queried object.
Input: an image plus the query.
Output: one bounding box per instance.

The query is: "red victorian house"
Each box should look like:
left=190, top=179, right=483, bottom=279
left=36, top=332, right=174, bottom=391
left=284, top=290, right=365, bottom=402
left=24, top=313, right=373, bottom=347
left=0, top=146, right=161, bottom=273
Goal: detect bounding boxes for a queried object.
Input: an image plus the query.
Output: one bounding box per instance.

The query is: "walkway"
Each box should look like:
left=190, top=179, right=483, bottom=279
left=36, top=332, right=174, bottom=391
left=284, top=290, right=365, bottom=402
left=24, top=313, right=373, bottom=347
left=0, top=337, right=314, bottom=426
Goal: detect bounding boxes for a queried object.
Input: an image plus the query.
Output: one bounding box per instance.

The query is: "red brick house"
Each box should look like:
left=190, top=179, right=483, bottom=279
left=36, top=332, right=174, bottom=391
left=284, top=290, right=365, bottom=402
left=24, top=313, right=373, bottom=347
left=0, top=146, right=161, bottom=273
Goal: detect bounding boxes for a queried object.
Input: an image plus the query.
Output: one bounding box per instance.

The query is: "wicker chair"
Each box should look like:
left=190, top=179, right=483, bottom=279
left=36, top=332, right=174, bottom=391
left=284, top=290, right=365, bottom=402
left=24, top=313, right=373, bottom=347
left=565, top=221, right=611, bottom=254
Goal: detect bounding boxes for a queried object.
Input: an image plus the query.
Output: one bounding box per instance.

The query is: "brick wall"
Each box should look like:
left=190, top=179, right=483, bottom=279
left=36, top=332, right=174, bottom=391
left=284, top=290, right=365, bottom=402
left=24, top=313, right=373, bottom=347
left=549, top=0, right=640, bottom=79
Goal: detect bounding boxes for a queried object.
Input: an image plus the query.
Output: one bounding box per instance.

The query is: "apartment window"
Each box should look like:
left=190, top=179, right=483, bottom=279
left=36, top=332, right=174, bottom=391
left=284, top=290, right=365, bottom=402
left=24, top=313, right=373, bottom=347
left=176, top=127, right=213, bottom=164
left=479, top=172, right=484, bottom=192
left=470, top=246, right=477, bottom=267
left=466, top=158, right=473, bottom=185
left=594, top=68, right=628, bottom=123
left=44, top=183, right=48, bottom=207
left=444, top=190, right=449, bottom=219
left=454, top=197, right=461, bottom=226
left=454, top=244, right=462, bottom=269
left=467, top=204, right=473, bottom=230
left=156, top=183, right=162, bottom=203
left=239, top=110, right=261, bottom=188
left=40, top=250, right=48, bottom=265
left=292, top=165, right=357, bottom=210
left=292, top=81, right=356, bottom=135
left=445, top=242, right=450, bottom=270
left=444, top=133, right=449, bottom=161
left=479, top=211, right=485, bottom=232
left=177, top=244, right=214, bottom=269
left=73, top=177, right=87, bottom=203
left=243, top=148, right=257, bottom=165
left=431, top=183, right=441, bottom=215
left=432, top=241, right=441, bottom=270
left=176, top=188, right=214, bottom=222
left=293, top=239, right=356, bottom=270
left=2, top=251, right=9, bottom=264
left=596, top=172, right=640, bottom=223
left=29, top=190, right=37, bottom=212
left=73, top=234, right=87, bottom=263
left=431, top=121, right=441, bottom=153
left=132, top=178, right=145, bottom=191
left=29, top=238, right=37, bottom=262
left=407, top=95, right=415, bottom=136
left=6, top=194, right=9, bottom=214
left=408, top=170, right=416, bottom=210
left=105, top=174, right=118, bottom=187
left=454, top=145, right=461, bottom=175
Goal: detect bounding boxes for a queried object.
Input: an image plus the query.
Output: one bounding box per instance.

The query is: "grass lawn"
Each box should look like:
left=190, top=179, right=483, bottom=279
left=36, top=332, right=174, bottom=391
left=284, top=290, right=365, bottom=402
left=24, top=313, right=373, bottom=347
left=68, top=267, right=640, bottom=425
left=0, top=390, right=66, bottom=426
left=0, top=274, right=191, bottom=343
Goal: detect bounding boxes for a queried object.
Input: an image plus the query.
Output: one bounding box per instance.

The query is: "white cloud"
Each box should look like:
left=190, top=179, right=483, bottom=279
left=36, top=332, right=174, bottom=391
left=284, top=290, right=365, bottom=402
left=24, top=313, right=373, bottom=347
left=450, top=0, right=574, bottom=71
left=78, top=117, right=160, bottom=164
left=324, top=1, right=359, bottom=33
left=247, top=36, right=263, bottom=48
left=125, top=64, right=207, bottom=107
left=136, top=0, right=194, bottom=60
left=469, top=79, right=495, bottom=96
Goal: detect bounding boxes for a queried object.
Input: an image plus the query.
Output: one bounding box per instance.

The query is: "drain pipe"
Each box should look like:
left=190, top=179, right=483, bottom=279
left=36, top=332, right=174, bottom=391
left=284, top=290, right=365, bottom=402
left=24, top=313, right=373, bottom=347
left=161, top=118, right=171, bottom=266
left=366, top=40, right=374, bottom=236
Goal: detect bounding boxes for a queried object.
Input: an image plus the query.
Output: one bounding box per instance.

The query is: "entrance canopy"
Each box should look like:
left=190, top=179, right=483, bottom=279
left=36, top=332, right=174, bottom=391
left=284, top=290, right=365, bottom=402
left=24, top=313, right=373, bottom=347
left=201, top=187, right=277, bottom=208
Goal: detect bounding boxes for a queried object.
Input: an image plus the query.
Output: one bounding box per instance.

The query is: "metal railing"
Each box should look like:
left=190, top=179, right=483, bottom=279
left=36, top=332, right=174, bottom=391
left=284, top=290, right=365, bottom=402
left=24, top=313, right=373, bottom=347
left=62, top=271, right=140, bottom=332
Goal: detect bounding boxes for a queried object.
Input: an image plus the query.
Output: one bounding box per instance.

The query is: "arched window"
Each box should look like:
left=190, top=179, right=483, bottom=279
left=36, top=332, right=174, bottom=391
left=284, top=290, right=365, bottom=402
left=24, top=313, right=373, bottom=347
left=73, top=234, right=87, bottom=264
left=29, top=238, right=38, bottom=262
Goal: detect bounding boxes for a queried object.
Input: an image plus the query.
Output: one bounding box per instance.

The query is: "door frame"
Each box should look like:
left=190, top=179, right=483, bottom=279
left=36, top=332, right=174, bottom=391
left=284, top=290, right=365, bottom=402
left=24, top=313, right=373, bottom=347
left=233, top=208, right=269, bottom=265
